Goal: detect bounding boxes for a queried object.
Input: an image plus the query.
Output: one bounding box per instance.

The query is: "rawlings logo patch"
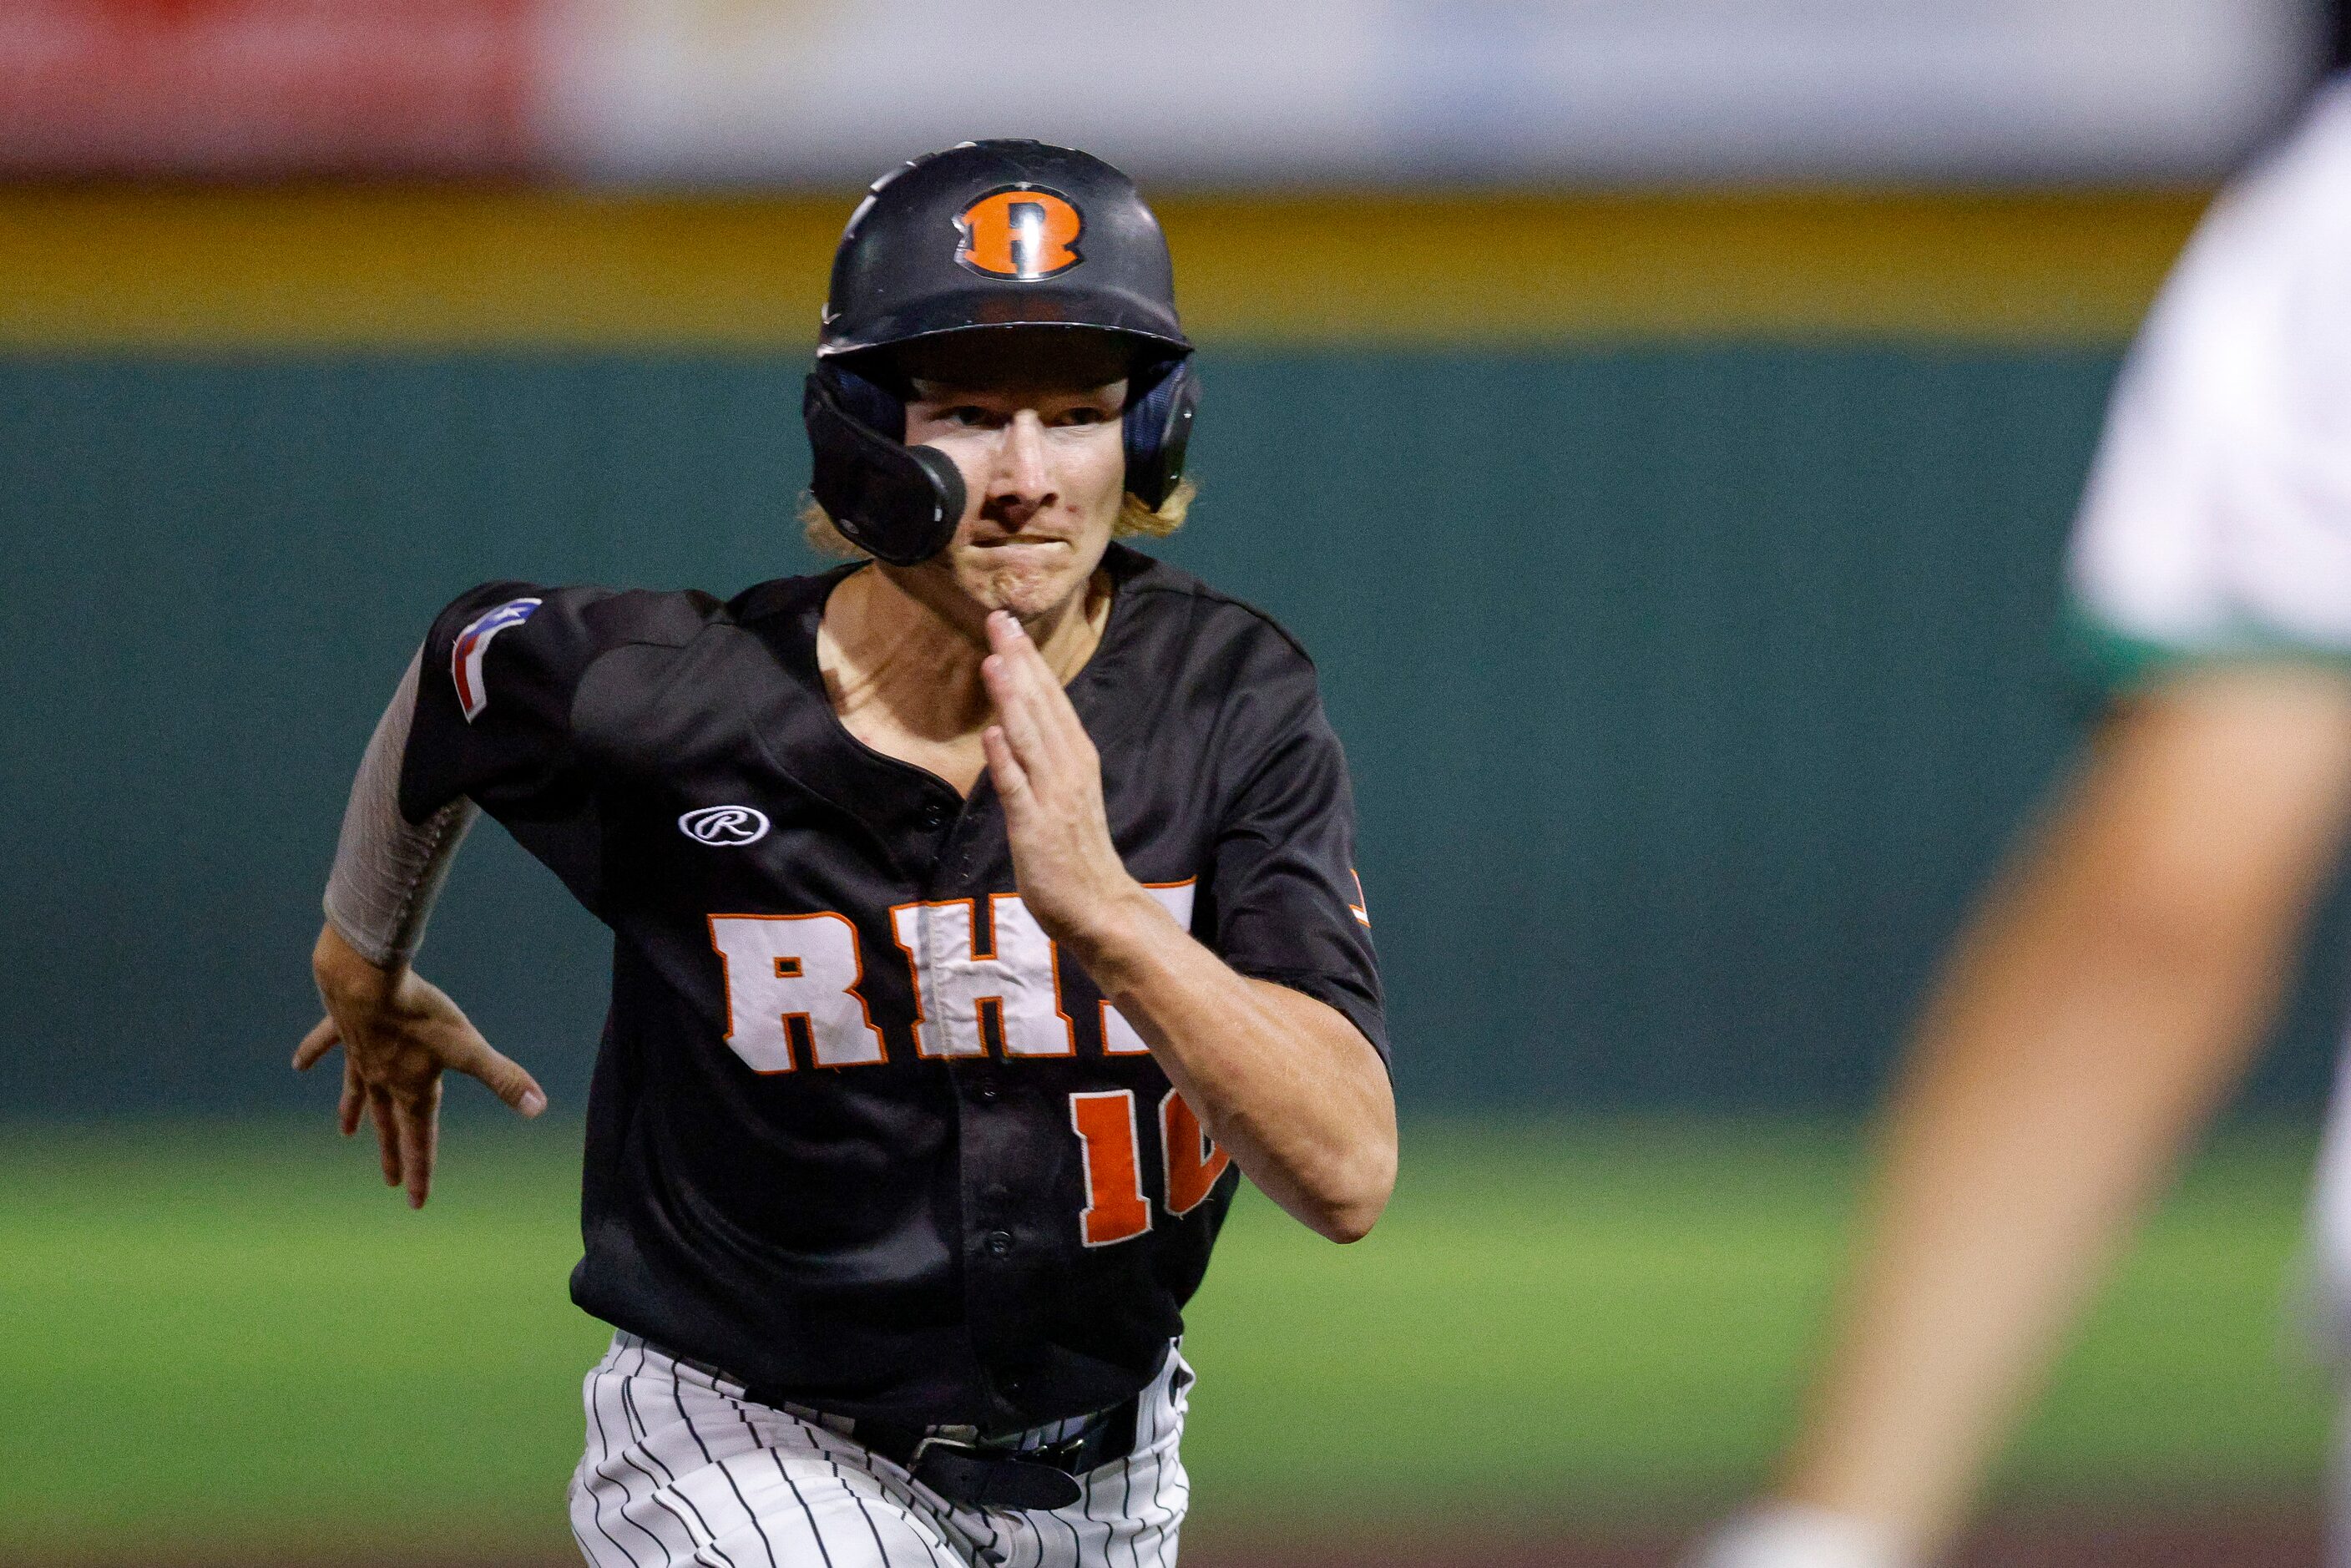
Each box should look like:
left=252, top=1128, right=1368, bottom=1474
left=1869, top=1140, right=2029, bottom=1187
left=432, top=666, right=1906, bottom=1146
left=679, top=805, right=771, bottom=847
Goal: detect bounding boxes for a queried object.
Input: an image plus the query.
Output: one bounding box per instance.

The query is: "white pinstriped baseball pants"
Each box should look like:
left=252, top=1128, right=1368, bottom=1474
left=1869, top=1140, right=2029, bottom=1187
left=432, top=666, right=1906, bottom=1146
left=569, top=1333, right=1192, bottom=1568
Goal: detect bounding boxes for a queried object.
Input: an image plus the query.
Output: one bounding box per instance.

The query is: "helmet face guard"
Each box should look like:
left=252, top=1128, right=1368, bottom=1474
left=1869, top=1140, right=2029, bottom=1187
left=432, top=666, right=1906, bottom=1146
left=803, top=367, right=968, bottom=567
left=804, top=140, right=1197, bottom=565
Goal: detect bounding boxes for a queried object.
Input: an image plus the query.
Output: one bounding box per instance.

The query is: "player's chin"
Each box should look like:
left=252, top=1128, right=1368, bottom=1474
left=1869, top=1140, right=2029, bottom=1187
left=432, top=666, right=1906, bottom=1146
left=953, top=540, right=1096, bottom=619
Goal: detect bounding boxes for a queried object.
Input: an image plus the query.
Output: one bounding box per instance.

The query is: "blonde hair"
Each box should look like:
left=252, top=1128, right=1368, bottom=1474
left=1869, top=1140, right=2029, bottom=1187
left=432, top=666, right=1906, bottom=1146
left=800, top=480, right=1196, bottom=560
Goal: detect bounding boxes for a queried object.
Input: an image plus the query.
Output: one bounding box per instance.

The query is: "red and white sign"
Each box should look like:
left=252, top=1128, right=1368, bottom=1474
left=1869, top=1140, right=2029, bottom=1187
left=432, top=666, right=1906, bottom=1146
left=0, top=0, right=544, bottom=175
left=0, top=0, right=2320, bottom=182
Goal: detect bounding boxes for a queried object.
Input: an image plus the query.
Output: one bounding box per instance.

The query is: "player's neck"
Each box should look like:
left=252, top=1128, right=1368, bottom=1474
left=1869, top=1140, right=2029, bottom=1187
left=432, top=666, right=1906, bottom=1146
left=818, top=564, right=1109, bottom=788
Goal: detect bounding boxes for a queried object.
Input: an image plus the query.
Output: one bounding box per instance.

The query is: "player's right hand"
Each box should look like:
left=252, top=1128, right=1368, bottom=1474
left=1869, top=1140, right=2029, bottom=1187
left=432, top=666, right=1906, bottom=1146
left=295, top=920, right=547, bottom=1210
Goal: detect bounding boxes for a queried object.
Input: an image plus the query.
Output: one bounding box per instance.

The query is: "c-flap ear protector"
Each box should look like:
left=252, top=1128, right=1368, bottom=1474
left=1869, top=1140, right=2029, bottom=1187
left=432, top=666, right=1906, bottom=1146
left=804, top=364, right=968, bottom=567
left=1123, top=357, right=1198, bottom=511
left=805, top=351, right=1200, bottom=564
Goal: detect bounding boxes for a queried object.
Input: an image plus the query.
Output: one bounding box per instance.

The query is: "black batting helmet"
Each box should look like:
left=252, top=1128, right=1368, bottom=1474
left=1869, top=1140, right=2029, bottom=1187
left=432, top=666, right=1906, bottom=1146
left=802, top=139, right=1200, bottom=566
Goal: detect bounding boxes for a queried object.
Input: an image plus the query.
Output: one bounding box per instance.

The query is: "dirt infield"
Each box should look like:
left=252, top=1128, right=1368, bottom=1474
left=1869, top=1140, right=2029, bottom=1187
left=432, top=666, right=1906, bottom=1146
left=56, top=1511, right=2323, bottom=1568
left=1192, top=1511, right=2323, bottom=1567
left=1949, top=1513, right=2322, bottom=1567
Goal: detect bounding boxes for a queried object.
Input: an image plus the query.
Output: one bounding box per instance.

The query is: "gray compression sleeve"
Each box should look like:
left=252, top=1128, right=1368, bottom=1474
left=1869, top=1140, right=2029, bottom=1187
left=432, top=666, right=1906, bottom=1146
left=321, top=649, right=478, bottom=969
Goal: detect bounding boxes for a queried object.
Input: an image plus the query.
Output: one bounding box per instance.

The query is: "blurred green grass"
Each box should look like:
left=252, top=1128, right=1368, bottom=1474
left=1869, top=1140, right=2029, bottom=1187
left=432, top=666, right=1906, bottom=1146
left=0, top=1119, right=2328, bottom=1558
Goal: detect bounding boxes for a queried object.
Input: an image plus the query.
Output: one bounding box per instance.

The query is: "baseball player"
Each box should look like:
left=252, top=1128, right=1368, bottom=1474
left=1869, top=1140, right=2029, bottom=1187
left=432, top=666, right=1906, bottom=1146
left=293, top=140, right=1397, bottom=1568
left=1689, top=73, right=2351, bottom=1568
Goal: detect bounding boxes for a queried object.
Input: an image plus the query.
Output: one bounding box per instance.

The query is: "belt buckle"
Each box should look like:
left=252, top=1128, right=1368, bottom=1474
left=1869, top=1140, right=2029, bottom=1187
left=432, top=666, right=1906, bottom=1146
left=909, top=1430, right=982, bottom=1466
left=1029, top=1432, right=1090, bottom=1470
left=908, top=1432, right=1084, bottom=1512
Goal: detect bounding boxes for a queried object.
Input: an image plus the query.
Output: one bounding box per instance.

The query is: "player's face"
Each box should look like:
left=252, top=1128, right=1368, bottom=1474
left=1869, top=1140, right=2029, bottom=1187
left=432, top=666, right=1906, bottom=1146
left=898, top=333, right=1130, bottom=623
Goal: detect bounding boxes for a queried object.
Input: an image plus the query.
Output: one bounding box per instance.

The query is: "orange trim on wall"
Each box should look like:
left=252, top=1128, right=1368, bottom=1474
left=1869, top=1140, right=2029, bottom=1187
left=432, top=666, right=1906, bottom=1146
left=0, top=187, right=2208, bottom=349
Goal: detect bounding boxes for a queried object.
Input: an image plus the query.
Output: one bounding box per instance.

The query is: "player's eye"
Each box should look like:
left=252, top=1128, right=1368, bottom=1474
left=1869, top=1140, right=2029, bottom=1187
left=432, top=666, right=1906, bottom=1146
left=943, top=405, right=996, bottom=427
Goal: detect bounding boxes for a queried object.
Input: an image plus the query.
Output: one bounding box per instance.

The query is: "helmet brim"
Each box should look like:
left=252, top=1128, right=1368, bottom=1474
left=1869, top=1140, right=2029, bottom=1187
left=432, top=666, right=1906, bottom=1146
left=819, top=284, right=1191, bottom=362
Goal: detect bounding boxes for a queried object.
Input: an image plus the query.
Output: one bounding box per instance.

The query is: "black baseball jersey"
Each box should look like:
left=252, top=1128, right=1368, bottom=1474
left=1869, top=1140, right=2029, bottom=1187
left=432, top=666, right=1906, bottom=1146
left=399, top=543, right=1386, bottom=1430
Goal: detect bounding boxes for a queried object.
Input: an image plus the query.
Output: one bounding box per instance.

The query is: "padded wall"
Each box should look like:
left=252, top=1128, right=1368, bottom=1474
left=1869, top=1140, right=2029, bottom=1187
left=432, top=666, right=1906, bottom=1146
left=8, top=347, right=2336, bottom=1115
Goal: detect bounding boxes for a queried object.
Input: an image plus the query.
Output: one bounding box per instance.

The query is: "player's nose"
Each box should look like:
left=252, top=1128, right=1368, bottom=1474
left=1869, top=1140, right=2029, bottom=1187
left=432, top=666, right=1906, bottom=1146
left=987, top=411, right=1054, bottom=508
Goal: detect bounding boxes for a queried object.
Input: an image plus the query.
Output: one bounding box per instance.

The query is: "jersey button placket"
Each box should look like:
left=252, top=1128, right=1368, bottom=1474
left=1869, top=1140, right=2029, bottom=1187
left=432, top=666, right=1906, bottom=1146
left=936, top=789, right=1026, bottom=1419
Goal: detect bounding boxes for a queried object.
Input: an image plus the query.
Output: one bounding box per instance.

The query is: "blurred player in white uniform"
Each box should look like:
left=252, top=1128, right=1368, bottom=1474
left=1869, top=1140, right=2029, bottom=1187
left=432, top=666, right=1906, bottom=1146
left=1690, top=72, right=2351, bottom=1568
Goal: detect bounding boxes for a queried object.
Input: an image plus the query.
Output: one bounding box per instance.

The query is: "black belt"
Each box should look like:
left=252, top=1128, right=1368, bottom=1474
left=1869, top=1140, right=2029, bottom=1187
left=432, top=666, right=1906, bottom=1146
left=848, top=1397, right=1139, bottom=1512
left=661, top=1344, right=1141, bottom=1513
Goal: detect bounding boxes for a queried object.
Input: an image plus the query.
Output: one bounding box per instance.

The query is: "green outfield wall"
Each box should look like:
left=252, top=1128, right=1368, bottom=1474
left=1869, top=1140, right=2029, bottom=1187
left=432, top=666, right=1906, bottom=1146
left=3, top=191, right=2343, bottom=1118
left=8, top=344, right=2344, bottom=1119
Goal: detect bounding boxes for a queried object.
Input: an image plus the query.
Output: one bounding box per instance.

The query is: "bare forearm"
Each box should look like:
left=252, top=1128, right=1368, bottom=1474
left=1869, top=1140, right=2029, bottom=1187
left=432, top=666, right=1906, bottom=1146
left=1070, top=888, right=1396, bottom=1242
left=972, top=609, right=1394, bottom=1240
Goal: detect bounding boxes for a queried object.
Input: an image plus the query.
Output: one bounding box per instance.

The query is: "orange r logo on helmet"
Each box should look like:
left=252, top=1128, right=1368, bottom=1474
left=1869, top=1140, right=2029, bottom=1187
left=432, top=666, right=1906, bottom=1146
left=954, top=188, right=1084, bottom=280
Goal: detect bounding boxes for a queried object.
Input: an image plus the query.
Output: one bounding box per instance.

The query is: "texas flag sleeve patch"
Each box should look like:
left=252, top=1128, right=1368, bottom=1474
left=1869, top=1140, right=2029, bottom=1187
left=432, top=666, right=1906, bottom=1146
left=450, top=597, right=543, bottom=722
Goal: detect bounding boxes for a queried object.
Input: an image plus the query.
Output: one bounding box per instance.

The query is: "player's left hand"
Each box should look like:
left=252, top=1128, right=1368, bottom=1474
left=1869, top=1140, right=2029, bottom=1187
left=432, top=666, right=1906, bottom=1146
left=980, top=609, right=1151, bottom=953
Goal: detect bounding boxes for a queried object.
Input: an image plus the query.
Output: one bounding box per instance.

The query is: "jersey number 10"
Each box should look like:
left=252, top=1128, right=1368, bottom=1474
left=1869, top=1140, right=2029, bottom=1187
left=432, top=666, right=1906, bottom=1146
left=1069, top=1086, right=1231, bottom=1247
